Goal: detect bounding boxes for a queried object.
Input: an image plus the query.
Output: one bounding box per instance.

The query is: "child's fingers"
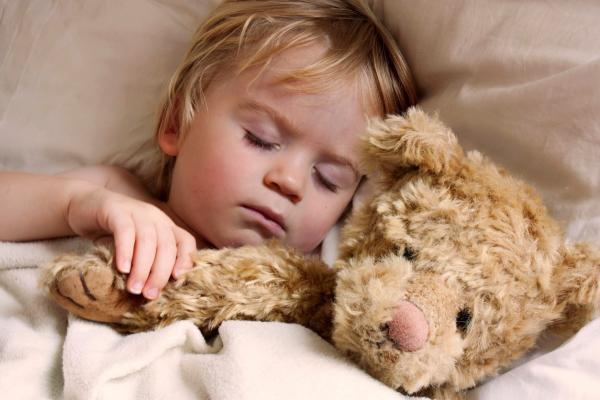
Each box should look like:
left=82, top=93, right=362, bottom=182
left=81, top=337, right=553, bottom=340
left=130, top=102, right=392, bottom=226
left=127, top=223, right=157, bottom=295
left=108, top=214, right=135, bottom=274
left=172, top=228, right=197, bottom=279
left=142, top=228, right=177, bottom=299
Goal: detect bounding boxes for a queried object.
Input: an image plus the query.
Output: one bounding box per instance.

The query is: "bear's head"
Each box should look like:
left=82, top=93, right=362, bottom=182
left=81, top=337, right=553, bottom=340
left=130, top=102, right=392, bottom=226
left=331, top=108, right=600, bottom=397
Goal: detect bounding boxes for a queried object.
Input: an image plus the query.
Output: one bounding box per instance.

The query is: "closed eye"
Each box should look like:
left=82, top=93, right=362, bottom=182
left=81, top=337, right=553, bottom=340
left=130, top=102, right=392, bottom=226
left=244, top=131, right=279, bottom=151
left=313, top=167, right=338, bottom=193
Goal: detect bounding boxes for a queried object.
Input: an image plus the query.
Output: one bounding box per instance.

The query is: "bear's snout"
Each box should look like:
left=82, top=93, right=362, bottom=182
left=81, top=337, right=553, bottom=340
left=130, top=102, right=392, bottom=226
left=385, top=300, right=429, bottom=352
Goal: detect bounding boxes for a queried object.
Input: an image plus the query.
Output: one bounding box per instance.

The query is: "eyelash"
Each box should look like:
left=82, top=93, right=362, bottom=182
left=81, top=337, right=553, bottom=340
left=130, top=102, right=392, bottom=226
left=244, top=131, right=278, bottom=151
left=314, top=168, right=338, bottom=192
left=243, top=131, right=339, bottom=193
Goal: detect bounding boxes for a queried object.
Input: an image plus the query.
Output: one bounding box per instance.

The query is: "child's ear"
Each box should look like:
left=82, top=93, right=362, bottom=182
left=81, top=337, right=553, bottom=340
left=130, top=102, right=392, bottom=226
left=157, top=100, right=183, bottom=157
left=157, top=125, right=180, bottom=157
left=550, top=243, right=600, bottom=335
left=360, top=107, right=463, bottom=186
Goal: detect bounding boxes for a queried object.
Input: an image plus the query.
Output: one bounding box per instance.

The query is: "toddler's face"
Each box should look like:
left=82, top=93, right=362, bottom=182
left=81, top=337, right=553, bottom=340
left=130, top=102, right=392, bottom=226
left=161, top=43, right=373, bottom=253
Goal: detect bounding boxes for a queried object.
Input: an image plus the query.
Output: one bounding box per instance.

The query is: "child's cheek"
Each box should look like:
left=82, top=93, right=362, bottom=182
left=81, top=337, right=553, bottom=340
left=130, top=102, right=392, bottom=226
left=291, top=203, right=338, bottom=253
left=193, top=143, right=253, bottom=199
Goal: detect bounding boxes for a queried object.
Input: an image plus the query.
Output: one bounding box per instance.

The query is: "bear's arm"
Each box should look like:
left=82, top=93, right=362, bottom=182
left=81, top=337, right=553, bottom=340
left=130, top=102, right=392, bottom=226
left=42, top=241, right=336, bottom=338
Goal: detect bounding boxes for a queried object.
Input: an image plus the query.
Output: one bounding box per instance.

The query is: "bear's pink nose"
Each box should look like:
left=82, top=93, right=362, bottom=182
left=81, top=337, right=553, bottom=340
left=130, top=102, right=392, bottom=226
left=385, top=300, right=429, bottom=352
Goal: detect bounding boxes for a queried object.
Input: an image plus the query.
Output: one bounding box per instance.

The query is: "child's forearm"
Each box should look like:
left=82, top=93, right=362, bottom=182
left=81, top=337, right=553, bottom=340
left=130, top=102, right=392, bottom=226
left=0, top=171, right=93, bottom=241
left=58, top=165, right=156, bottom=204
left=2, top=168, right=196, bottom=298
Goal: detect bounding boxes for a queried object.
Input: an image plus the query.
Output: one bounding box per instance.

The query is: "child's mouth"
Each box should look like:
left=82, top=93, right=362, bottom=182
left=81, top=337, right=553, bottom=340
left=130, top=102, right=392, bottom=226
left=241, top=205, right=286, bottom=238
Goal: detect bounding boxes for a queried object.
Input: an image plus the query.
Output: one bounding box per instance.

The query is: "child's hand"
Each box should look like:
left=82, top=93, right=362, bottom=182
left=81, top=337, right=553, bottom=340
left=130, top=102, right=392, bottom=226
left=66, top=185, right=197, bottom=299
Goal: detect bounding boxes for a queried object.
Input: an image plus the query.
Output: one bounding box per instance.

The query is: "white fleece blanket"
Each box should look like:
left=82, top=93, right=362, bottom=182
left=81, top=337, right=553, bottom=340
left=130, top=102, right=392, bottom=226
left=1, top=238, right=599, bottom=400
left=0, top=238, right=408, bottom=400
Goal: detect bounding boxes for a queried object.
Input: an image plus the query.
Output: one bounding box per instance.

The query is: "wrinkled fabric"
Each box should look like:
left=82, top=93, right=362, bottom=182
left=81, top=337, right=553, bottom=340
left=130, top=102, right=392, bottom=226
left=0, top=238, right=408, bottom=400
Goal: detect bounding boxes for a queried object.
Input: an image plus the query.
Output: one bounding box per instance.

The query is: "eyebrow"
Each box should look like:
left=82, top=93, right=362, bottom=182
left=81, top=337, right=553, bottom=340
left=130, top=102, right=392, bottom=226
left=239, top=100, right=360, bottom=179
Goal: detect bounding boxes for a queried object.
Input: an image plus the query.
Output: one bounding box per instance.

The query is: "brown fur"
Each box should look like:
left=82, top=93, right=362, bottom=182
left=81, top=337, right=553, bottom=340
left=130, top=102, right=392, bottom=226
left=41, top=108, right=600, bottom=398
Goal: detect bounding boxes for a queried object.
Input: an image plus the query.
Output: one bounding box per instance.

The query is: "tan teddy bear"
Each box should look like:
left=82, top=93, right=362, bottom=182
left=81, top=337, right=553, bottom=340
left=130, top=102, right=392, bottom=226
left=42, top=108, right=600, bottom=399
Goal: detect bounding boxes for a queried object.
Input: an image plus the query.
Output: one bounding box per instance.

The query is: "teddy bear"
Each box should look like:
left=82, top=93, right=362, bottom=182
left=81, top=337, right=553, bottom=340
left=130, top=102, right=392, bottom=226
left=41, top=108, right=600, bottom=399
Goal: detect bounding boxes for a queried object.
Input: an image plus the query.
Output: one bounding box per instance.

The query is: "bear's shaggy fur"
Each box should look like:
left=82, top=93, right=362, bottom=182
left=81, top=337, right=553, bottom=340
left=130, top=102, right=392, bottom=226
left=42, top=108, right=600, bottom=399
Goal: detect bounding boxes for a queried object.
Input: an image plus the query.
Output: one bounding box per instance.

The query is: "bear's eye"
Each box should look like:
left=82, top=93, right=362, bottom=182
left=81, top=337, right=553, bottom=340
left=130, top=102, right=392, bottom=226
left=403, top=246, right=416, bottom=261
left=456, top=308, right=472, bottom=334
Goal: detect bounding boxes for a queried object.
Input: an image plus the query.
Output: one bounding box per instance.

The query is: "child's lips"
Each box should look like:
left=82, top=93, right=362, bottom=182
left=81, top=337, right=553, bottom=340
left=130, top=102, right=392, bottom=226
left=241, top=205, right=286, bottom=238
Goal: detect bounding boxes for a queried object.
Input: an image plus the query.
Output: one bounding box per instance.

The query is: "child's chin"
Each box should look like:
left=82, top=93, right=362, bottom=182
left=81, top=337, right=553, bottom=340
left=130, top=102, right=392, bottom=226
left=215, top=229, right=270, bottom=248
left=216, top=229, right=322, bottom=255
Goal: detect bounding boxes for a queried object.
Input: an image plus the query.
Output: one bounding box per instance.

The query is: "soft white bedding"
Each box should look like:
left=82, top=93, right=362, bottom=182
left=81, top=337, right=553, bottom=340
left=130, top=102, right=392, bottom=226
left=0, top=238, right=410, bottom=400
left=1, top=0, right=599, bottom=399
left=469, top=319, right=600, bottom=399
left=1, top=239, right=599, bottom=399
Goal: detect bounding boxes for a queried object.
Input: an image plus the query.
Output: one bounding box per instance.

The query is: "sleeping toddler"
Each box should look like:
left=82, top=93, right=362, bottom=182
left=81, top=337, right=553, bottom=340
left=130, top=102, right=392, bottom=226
left=0, top=0, right=416, bottom=300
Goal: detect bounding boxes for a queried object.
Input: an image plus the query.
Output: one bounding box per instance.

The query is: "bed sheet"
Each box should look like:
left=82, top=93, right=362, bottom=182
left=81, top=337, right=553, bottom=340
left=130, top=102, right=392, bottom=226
left=0, top=238, right=411, bottom=400
left=1, top=238, right=599, bottom=399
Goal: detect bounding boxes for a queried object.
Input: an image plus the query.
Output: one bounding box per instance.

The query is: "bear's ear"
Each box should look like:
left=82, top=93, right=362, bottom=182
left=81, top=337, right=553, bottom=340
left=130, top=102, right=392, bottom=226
left=360, top=107, right=463, bottom=185
left=550, top=243, right=600, bottom=335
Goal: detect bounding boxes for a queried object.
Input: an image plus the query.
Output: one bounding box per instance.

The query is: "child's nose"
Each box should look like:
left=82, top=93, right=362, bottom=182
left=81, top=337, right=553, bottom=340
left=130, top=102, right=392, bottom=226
left=264, top=162, right=307, bottom=203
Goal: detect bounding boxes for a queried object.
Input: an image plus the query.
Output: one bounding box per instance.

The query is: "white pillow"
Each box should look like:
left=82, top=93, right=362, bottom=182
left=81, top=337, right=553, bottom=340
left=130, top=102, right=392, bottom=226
left=0, top=0, right=218, bottom=174
left=468, top=317, right=600, bottom=400
left=3, top=1, right=598, bottom=243
left=370, top=0, right=600, bottom=244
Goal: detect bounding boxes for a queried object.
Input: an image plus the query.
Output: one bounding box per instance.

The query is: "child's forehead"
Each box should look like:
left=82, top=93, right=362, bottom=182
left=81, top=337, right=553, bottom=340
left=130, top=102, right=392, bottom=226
left=226, top=41, right=380, bottom=117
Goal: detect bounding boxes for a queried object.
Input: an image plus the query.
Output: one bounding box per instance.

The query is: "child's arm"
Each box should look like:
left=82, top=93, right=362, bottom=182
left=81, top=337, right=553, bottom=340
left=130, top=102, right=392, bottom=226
left=0, top=167, right=196, bottom=299
left=0, top=170, right=88, bottom=241
left=57, top=165, right=157, bottom=205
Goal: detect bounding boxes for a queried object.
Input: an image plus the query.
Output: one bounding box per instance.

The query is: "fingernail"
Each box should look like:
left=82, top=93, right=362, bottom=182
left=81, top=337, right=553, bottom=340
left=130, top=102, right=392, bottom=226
left=145, top=287, right=158, bottom=299
left=129, top=281, right=143, bottom=294
left=120, top=259, right=131, bottom=273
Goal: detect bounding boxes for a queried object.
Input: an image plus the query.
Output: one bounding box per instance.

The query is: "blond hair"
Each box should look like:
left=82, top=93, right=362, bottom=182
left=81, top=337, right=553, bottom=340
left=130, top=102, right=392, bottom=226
left=148, top=0, right=417, bottom=199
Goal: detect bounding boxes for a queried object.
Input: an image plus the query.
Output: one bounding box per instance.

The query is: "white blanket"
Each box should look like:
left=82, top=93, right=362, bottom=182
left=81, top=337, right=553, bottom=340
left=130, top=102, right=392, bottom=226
left=0, top=238, right=408, bottom=400
left=1, top=238, right=599, bottom=400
